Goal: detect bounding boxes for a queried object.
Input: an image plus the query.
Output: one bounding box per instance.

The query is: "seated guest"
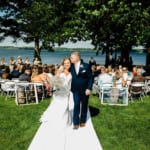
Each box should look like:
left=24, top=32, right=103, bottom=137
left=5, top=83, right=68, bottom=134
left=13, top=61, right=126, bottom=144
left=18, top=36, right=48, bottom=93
left=31, top=66, right=50, bottom=97
left=91, top=65, right=99, bottom=78
left=24, top=57, right=31, bottom=65
left=0, top=57, right=6, bottom=65
left=31, top=66, right=43, bottom=83
left=9, top=57, right=16, bottom=73
left=10, top=65, right=21, bottom=79
left=130, top=69, right=145, bottom=92
left=131, top=69, right=145, bottom=83
left=89, top=57, right=96, bottom=67
left=98, top=66, right=112, bottom=87
left=131, top=66, right=137, bottom=77
left=1, top=67, right=11, bottom=80
left=107, top=65, right=113, bottom=76
left=33, top=57, right=41, bottom=66
left=94, top=65, right=101, bottom=77
left=40, top=66, right=50, bottom=81
left=0, top=65, right=6, bottom=77
left=139, top=65, right=146, bottom=76
left=16, top=56, right=23, bottom=65
left=39, top=66, right=51, bottom=96
left=47, top=65, right=54, bottom=78
left=114, top=70, right=123, bottom=88
left=122, top=67, right=132, bottom=86
left=19, top=67, right=31, bottom=82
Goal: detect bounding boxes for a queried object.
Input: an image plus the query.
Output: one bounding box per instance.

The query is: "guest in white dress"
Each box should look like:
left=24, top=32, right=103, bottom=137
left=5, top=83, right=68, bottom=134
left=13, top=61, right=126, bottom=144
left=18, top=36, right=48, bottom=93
left=98, top=66, right=112, bottom=87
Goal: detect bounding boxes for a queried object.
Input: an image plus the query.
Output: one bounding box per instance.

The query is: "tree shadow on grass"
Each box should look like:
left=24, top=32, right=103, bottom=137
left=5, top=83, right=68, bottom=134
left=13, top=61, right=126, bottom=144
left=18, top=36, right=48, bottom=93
left=89, top=106, right=100, bottom=117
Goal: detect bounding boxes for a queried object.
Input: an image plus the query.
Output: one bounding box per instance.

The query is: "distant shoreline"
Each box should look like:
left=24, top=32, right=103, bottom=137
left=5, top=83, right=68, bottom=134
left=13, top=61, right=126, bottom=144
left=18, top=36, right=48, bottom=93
left=0, top=46, right=94, bottom=52
left=0, top=46, right=145, bottom=53
left=0, top=47, right=147, bottom=68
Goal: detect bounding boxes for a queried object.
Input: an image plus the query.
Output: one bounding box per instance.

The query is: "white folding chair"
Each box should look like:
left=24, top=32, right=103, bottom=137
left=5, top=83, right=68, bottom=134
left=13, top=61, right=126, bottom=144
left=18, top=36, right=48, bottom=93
left=1, top=81, right=17, bottom=100
left=101, top=86, right=128, bottom=106
left=98, top=82, right=112, bottom=99
left=0, top=80, right=6, bottom=95
left=15, top=82, right=39, bottom=105
left=33, top=82, right=45, bottom=101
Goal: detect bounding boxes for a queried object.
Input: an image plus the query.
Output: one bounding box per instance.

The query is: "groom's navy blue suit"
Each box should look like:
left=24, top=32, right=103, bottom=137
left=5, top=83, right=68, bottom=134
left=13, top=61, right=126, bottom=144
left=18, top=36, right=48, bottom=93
left=71, top=59, right=93, bottom=126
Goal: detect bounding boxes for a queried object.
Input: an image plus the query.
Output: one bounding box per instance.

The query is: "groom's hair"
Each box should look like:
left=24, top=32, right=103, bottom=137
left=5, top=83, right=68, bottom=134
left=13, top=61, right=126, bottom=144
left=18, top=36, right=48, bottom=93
left=71, top=51, right=80, bottom=59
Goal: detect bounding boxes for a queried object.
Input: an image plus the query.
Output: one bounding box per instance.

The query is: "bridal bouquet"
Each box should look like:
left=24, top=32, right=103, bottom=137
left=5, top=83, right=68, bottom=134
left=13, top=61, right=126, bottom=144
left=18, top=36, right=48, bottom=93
left=50, top=76, right=70, bottom=96
left=50, top=76, right=64, bottom=90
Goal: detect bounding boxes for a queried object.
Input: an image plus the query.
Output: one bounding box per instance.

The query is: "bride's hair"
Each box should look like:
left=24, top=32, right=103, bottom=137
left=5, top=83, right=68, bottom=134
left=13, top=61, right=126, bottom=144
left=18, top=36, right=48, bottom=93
left=61, top=57, right=71, bottom=66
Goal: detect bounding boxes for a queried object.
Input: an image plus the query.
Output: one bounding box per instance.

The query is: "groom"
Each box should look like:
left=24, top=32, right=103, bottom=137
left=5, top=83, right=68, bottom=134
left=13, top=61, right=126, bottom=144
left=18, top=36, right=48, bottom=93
left=70, top=51, right=93, bottom=129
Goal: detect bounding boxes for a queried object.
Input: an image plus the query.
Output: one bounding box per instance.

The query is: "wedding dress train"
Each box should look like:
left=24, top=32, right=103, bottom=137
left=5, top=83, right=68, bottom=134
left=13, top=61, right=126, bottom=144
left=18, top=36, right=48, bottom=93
left=28, top=73, right=102, bottom=150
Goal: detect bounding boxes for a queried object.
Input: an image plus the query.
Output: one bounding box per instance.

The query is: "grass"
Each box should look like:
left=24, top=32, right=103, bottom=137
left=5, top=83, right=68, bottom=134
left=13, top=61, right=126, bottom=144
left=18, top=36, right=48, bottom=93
left=0, top=95, right=150, bottom=150
left=0, top=95, right=50, bottom=150
left=89, top=95, right=150, bottom=150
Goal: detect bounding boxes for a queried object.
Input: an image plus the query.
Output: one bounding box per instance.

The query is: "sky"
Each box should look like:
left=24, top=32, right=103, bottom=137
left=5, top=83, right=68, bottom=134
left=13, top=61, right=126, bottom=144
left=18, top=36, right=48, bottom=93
left=0, top=36, right=94, bottom=48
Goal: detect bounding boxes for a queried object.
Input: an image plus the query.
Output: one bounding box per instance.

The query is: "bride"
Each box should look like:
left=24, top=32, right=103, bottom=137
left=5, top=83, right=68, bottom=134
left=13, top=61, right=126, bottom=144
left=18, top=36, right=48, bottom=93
left=28, top=58, right=74, bottom=150
left=40, top=58, right=73, bottom=126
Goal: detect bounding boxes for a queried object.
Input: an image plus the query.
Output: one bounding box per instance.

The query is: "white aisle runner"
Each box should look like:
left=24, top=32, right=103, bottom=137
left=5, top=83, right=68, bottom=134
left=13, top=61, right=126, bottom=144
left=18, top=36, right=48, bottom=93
left=28, top=111, right=103, bottom=150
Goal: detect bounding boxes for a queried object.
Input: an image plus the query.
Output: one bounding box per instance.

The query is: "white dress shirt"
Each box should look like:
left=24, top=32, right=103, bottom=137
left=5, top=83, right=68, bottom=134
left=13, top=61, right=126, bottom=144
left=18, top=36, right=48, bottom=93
left=74, top=61, right=80, bottom=74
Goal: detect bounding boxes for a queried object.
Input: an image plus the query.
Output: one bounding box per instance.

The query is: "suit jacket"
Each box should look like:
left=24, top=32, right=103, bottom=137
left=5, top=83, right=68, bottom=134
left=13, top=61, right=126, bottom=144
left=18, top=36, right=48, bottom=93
left=70, top=60, right=93, bottom=93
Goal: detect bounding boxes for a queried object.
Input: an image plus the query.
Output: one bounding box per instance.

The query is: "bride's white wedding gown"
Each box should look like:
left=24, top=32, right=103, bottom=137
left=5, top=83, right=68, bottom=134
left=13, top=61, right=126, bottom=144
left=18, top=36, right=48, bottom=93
left=28, top=73, right=102, bottom=150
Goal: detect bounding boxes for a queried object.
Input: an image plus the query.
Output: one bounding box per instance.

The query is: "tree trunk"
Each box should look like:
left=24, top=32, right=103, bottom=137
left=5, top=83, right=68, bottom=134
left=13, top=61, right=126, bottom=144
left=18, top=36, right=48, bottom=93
left=105, top=48, right=110, bottom=67
left=34, top=37, right=41, bottom=62
left=146, top=47, right=150, bottom=66
left=105, top=42, right=110, bottom=67
left=121, top=45, right=131, bottom=61
left=145, top=47, right=150, bottom=75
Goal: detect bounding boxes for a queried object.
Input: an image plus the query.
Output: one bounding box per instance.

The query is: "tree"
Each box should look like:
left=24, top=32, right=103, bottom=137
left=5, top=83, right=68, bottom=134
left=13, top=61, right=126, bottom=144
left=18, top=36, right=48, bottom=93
left=0, top=0, right=28, bottom=41
left=75, top=0, right=150, bottom=66
left=0, top=0, right=77, bottom=62
left=0, top=0, right=150, bottom=66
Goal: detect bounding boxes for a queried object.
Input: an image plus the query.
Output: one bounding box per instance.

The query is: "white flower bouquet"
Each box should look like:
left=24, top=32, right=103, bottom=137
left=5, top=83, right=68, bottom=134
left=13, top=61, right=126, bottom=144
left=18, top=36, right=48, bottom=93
left=50, top=76, right=70, bottom=96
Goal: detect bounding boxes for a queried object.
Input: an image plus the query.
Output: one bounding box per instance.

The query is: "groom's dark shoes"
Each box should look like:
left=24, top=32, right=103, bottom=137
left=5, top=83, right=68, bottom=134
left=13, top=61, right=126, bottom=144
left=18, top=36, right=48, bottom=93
left=80, top=123, right=86, bottom=127
left=73, top=125, right=79, bottom=129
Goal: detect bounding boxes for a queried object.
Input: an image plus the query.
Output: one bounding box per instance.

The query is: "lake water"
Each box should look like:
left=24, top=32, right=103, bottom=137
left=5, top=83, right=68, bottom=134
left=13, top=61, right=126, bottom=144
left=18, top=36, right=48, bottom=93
left=0, top=48, right=146, bottom=66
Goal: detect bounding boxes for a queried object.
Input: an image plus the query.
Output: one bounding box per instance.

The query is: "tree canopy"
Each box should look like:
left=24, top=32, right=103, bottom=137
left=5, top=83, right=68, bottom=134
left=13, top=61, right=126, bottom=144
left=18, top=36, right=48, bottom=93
left=75, top=0, right=150, bottom=65
left=0, top=0, right=150, bottom=65
left=0, top=0, right=77, bottom=61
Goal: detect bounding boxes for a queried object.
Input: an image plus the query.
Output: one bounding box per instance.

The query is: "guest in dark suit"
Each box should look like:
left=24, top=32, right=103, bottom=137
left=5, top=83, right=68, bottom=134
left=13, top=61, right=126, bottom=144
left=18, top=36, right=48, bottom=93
left=70, top=51, right=93, bottom=129
left=19, top=67, right=31, bottom=82
left=10, top=65, right=21, bottom=79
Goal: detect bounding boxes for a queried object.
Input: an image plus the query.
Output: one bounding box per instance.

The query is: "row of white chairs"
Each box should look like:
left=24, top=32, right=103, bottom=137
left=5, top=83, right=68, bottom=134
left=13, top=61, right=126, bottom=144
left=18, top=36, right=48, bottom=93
left=0, top=80, right=45, bottom=105
left=92, top=79, right=150, bottom=105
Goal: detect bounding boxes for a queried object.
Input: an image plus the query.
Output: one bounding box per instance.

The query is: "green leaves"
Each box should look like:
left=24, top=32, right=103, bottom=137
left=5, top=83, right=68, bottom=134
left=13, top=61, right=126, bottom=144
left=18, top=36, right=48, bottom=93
left=0, top=0, right=149, bottom=63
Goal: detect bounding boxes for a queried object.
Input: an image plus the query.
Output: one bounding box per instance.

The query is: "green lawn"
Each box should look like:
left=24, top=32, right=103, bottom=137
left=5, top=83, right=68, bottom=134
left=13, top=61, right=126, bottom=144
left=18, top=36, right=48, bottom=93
left=0, top=95, right=150, bottom=150
left=0, top=96, right=50, bottom=150
left=90, top=95, right=150, bottom=150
